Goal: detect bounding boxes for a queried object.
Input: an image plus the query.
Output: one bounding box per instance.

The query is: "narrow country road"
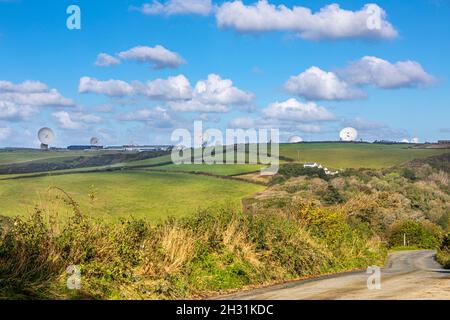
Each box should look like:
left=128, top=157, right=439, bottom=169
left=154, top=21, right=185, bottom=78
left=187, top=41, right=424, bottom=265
left=221, top=250, right=450, bottom=300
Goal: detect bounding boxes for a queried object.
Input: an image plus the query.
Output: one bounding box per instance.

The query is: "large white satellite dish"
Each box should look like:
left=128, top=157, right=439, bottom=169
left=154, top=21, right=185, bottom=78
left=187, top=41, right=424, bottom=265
left=90, top=137, right=100, bottom=146
left=38, top=127, right=55, bottom=149
left=195, top=131, right=209, bottom=148
left=175, top=144, right=186, bottom=151
left=340, top=127, right=358, bottom=142
left=288, top=136, right=303, bottom=143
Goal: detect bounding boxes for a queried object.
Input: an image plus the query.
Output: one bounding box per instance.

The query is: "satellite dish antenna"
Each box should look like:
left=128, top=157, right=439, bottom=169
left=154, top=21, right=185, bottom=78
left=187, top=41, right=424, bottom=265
left=288, top=136, right=303, bottom=143
left=90, top=137, right=100, bottom=146
left=339, top=127, right=358, bottom=142
left=175, top=144, right=185, bottom=151
left=195, top=131, right=209, bottom=148
left=38, top=127, right=55, bottom=150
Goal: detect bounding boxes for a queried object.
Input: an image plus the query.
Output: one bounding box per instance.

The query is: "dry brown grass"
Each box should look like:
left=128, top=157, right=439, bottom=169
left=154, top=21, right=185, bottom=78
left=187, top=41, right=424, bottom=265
left=222, top=220, right=260, bottom=268
left=160, top=225, right=197, bottom=274
left=429, top=170, right=449, bottom=186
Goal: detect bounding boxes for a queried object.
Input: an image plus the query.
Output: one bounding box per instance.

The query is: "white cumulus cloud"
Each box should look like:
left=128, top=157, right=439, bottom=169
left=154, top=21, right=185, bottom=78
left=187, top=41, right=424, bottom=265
left=216, top=1, right=397, bottom=40
left=52, top=111, right=102, bottom=130
left=169, top=74, right=253, bottom=113
left=168, top=100, right=230, bottom=113
left=118, top=107, right=171, bottom=121
left=76, top=113, right=102, bottom=124
left=0, top=80, right=48, bottom=93
left=95, top=53, right=121, bottom=67
left=339, top=56, right=435, bottom=88
left=118, top=45, right=185, bottom=69
left=118, top=107, right=178, bottom=128
left=79, top=77, right=135, bottom=97
left=284, top=66, right=365, bottom=101
left=0, top=126, right=11, bottom=141
left=262, top=98, right=335, bottom=122
left=0, top=80, right=74, bottom=121
left=228, top=117, right=255, bottom=129
left=0, top=80, right=73, bottom=107
left=0, top=101, right=37, bottom=121
left=134, top=74, right=192, bottom=100
left=284, top=57, right=435, bottom=101
left=192, top=74, right=254, bottom=105
left=136, top=0, right=213, bottom=16
left=79, top=73, right=253, bottom=113
left=52, top=111, right=84, bottom=130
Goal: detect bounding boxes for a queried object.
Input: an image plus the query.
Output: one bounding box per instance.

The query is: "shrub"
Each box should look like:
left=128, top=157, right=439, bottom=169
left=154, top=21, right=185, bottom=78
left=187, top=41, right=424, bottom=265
left=441, top=233, right=450, bottom=250
left=402, top=168, right=417, bottom=181
left=269, top=175, right=286, bottom=186
left=322, top=185, right=345, bottom=205
left=437, top=233, right=450, bottom=269
left=277, top=164, right=328, bottom=181
left=388, top=220, right=441, bottom=249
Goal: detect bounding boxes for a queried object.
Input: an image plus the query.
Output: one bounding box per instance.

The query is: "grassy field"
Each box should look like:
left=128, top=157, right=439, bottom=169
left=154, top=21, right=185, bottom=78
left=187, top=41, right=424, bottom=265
left=0, top=150, right=111, bottom=165
left=144, top=163, right=264, bottom=176
left=279, top=143, right=450, bottom=169
left=122, top=154, right=173, bottom=167
left=3, top=143, right=447, bottom=171
left=0, top=171, right=263, bottom=222
left=1, top=143, right=448, bottom=224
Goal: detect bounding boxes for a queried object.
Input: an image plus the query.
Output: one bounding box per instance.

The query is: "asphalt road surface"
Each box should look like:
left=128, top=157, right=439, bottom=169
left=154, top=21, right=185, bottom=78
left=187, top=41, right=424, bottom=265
left=222, top=250, right=450, bottom=300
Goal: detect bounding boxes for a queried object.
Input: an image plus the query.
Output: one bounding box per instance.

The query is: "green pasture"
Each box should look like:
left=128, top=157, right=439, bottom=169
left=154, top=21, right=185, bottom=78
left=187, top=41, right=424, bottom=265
left=279, top=143, right=449, bottom=169
left=0, top=171, right=263, bottom=222
left=0, top=150, right=110, bottom=165
left=144, top=163, right=264, bottom=176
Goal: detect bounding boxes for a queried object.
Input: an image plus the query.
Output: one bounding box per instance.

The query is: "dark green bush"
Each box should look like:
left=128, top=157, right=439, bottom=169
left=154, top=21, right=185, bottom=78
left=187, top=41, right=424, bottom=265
left=402, top=168, right=417, bottom=181
left=388, top=220, right=441, bottom=249
left=436, top=233, right=450, bottom=269
left=277, top=164, right=328, bottom=181
left=322, top=185, right=345, bottom=205
left=441, top=233, right=450, bottom=251
left=269, top=175, right=286, bottom=185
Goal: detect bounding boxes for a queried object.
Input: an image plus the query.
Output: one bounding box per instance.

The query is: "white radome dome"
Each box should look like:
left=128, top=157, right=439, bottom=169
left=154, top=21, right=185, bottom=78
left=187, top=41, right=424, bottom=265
left=288, top=136, right=303, bottom=143
left=339, top=127, right=358, bottom=142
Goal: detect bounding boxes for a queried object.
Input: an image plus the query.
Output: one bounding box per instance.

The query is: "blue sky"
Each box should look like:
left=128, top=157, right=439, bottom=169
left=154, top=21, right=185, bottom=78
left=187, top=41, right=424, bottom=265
left=0, top=0, right=449, bottom=147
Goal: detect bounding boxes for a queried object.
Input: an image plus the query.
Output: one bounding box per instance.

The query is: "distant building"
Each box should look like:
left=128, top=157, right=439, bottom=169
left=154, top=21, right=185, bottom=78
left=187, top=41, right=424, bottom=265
left=304, top=162, right=319, bottom=168
left=304, top=162, right=339, bottom=175
left=123, top=145, right=172, bottom=152
left=103, top=145, right=172, bottom=152
left=67, top=145, right=103, bottom=151
left=325, top=169, right=339, bottom=176
left=438, top=140, right=450, bottom=145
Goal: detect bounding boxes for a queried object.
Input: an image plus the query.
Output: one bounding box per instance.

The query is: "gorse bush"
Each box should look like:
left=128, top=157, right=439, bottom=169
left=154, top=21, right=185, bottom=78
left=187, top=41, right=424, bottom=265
left=0, top=191, right=386, bottom=299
